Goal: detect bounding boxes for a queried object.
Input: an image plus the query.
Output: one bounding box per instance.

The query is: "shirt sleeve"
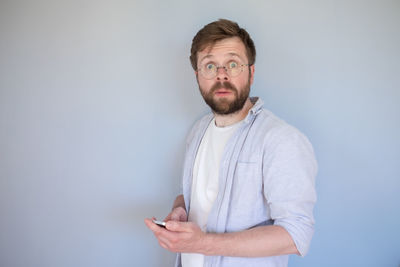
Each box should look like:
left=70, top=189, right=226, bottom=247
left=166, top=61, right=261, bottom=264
left=262, top=126, right=317, bottom=256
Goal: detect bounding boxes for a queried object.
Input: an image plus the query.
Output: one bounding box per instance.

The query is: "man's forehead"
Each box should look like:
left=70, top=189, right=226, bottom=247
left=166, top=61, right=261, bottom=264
left=200, top=52, right=242, bottom=61
left=198, top=38, right=247, bottom=62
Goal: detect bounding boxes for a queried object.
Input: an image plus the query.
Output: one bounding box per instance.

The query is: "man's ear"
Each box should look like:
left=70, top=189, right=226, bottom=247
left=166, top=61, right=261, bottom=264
left=249, top=65, right=255, bottom=85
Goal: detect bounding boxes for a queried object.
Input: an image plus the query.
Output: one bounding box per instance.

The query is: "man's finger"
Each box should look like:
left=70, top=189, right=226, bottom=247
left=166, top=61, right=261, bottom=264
left=170, top=213, right=180, bottom=221
left=158, top=240, right=169, bottom=250
left=165, top=220, right=192, bottom=232
left=144, top=218, right=163, bottom=233
left=158, top=235, right=172, bottom=248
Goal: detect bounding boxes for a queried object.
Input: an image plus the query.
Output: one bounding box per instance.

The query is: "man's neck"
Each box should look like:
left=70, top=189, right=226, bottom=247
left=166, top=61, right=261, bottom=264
left=214, top=98, right=254, bottom=127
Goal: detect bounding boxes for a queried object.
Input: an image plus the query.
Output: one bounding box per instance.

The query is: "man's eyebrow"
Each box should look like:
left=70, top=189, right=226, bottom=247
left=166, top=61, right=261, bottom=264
left=199, top=52, right=243, bottom=64
left=199, top=54, right=214, bottom=63
left=227, top=52, right=241, bottom=58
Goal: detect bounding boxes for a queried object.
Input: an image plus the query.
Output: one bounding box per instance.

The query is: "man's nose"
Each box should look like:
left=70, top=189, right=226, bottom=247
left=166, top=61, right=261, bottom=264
left=216, top=66, right=229, bottom=81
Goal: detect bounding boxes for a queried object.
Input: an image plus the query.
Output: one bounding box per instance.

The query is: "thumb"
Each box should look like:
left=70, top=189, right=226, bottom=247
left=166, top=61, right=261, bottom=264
left=170, top=213, right=180, bottom=221
left=166, top=221, right=192, bottom=232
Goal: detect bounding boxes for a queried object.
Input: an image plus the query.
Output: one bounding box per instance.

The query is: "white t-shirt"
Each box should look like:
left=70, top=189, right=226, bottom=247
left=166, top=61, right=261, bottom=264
left=181, top=118, right=243, bottom=267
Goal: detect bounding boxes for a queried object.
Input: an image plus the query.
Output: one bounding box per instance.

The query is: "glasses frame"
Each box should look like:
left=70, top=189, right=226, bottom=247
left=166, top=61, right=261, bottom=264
left=197, top=63, right=251, bottom=80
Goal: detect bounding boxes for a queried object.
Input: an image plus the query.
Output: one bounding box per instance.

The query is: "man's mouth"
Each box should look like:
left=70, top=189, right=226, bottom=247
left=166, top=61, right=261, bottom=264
left=214, top=89, right=233, bottom=96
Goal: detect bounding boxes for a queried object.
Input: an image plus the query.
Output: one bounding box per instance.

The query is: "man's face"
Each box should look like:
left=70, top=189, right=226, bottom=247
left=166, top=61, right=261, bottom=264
left=196, top=37, right=255, bottom=115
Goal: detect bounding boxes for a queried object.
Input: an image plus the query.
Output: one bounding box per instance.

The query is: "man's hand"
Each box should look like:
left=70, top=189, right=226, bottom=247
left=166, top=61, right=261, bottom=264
left=144, top=219, right=207, bottom=254
left=164, top=206, right=187, bottom=222
left=144, top=194, right=298, bottom=257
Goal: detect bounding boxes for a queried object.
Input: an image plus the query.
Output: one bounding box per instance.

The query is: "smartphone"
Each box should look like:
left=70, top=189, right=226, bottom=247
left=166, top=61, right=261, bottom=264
left=152, top=219, right=166, bottom=228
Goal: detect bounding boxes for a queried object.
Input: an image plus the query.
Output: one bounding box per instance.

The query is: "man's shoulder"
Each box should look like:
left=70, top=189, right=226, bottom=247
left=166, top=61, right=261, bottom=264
left=253, top=108, right=310, bottom=145
left=185, top=113, right=213, bottom=144
left=255, top=108, right=294, bottom=133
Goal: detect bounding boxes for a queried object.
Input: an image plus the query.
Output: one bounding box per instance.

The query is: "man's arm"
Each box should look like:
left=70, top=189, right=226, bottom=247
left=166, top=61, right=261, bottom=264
left=145, top=219, right=299, bottom=257
left=201, top=224, right=299, bottom=257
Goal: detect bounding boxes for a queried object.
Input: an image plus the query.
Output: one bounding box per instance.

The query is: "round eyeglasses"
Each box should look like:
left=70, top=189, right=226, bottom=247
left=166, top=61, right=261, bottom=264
left=197, top=60, right=250, bottom=80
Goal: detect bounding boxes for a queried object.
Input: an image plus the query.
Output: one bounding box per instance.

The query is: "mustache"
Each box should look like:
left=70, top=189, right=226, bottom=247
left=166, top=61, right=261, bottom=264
left=210, top=82, right=237, bottom=93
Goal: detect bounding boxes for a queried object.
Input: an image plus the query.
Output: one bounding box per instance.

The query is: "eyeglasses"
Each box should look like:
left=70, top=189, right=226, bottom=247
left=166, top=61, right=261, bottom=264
left=197, top=60, right=250, bottom=80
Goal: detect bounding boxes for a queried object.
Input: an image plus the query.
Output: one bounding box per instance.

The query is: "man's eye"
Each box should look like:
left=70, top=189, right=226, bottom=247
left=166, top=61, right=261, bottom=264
left=206, top=64, right=215, bottom=70
left=229, top=61, right=238, bottom=69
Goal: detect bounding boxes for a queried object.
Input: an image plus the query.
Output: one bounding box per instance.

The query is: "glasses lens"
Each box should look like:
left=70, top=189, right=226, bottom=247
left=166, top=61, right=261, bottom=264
left=201, top=63, right=216, bottom=79
left=230, top=68, right=241, bottom=77
left=227, top=60, right=244, bottom=77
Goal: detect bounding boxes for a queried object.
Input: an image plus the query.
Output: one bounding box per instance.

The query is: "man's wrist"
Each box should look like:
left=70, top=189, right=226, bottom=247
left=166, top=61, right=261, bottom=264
left=199, top=232, right=216, bottom=256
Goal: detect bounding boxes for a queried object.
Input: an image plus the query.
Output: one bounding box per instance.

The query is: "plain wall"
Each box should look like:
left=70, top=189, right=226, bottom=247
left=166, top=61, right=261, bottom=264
left=0, top=0, right=399, bottom=266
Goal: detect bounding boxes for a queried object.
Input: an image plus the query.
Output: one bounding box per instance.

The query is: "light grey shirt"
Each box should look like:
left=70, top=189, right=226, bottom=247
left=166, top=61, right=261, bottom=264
left=176, top=97, right=317, bottom=267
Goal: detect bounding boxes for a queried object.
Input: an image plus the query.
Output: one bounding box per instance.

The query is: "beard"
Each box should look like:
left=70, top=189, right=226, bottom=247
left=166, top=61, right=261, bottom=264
left=198, top=78, right=250, bottom=115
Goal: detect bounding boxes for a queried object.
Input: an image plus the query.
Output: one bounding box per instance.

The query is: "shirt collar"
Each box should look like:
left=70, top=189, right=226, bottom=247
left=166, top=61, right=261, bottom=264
left=249, top=97, right=263, bottom=114
left=243, top=97, right=263, bottom=123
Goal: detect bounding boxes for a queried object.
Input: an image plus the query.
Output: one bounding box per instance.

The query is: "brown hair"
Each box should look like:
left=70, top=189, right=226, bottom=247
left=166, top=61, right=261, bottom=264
left=190, top=19, right=256, bottom=70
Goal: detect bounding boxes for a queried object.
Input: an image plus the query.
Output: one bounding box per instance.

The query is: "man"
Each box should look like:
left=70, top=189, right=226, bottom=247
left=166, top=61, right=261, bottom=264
left=145, top=19, right=317, bottom=267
